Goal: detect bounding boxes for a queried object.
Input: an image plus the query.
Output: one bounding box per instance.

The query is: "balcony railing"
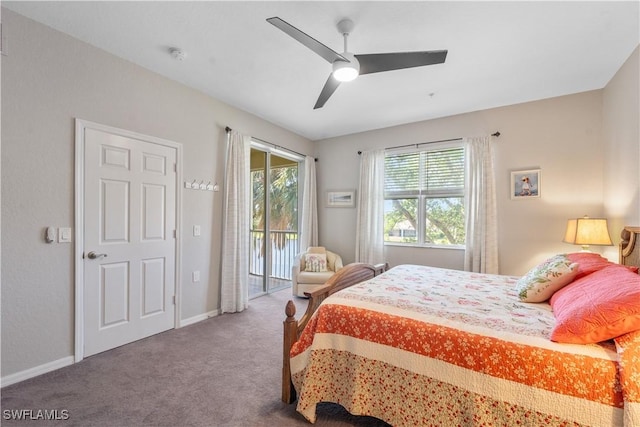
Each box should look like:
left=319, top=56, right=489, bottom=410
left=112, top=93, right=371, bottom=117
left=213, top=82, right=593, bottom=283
left=250, top=230, right=298, bottom=280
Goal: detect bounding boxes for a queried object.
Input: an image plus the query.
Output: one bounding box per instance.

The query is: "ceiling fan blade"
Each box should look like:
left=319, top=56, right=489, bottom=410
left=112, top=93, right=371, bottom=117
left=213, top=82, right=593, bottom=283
left=267, top=17, right=347, bottom=64
left=314, top=74, right=341, bottom=109
left=355, top=50, right=448, bottom=75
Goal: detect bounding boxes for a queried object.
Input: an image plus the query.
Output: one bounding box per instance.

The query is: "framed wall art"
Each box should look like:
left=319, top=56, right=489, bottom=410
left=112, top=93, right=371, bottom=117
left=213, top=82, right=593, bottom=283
left=326, top=190, right=356, bottom=208
left=511, top=169, right=541, bottom=199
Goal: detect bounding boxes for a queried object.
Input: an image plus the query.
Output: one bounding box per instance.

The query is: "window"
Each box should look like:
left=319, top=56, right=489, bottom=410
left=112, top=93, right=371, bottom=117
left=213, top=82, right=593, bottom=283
left=384, top=144, right=465, bottom=246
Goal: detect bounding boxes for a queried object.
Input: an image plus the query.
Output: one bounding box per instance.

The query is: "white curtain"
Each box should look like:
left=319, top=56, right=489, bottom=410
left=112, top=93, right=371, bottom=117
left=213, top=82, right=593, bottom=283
left=355, top=149, right=385, bottom=264
left=220, top=130, right=251, bottom=313
left=299, top=156, right=318, bottom=251
left=464, top=136, right=499, bottom=274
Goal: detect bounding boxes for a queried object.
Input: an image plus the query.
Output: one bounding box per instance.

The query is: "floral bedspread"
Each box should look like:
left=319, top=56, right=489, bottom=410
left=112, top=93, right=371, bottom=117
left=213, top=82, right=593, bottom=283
left=290, top=264, right=639, bottom=426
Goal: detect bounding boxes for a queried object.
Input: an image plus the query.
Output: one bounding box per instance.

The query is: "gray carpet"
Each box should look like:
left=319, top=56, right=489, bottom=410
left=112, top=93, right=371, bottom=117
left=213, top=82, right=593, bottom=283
left=1, top=289, right=389, bottom=427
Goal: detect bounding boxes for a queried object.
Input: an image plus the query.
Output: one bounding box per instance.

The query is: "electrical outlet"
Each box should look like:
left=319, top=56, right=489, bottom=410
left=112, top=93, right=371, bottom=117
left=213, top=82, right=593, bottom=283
left=193, top=225, right=201, bottom=236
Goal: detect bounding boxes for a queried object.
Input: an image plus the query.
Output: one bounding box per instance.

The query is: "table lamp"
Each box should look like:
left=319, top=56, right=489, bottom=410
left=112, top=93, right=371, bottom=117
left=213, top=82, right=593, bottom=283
left=563, top=215, right=613, bottom=252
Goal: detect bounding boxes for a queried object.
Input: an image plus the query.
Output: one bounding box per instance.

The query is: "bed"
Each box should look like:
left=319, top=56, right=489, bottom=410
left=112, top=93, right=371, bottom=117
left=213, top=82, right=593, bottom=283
left=281, top=227, right=640, bottom=426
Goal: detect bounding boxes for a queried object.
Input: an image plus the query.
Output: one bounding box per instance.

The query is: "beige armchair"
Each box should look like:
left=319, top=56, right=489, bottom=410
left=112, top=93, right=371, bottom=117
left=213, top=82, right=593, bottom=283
left=292, top=246, right=343, bottom=297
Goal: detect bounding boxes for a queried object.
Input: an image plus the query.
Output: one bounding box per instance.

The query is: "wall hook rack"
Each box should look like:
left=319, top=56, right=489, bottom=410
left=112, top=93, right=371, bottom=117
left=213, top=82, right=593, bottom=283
left=184, top=179, right=216, bottom=191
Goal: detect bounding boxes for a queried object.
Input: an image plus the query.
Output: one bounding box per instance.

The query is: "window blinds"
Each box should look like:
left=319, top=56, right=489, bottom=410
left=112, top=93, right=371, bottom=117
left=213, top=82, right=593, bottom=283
left=384, top=147, right=465, bottom=197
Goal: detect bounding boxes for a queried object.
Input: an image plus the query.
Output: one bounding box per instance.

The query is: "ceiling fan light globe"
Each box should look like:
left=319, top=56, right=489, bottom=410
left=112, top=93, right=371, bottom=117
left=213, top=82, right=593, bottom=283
left=332, top=53, right=360, bottom=82
left=333, top=66, right=358, bottom=82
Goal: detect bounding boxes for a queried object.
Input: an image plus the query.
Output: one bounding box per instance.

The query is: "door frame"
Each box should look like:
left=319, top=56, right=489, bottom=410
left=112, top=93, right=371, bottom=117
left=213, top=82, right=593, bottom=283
left=74, top=119, right=183, bottom=362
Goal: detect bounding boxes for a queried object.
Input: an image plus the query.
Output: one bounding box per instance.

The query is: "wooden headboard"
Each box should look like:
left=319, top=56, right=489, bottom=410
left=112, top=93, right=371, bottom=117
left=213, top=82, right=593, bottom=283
left=620, top=226, right=640, bottom=268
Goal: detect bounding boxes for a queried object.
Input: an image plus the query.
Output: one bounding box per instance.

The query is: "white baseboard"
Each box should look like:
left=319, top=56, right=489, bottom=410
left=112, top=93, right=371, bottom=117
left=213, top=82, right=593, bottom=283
left=1, top=312, right=219, bottom=387
left=1, top=356, right=75, bottom=388
left=179, top=309, right=220, bottom=327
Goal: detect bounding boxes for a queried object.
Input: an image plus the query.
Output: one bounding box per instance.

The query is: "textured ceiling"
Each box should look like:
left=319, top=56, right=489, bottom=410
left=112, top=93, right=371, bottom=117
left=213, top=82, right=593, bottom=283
left=4, top=1, right=639, bottom=140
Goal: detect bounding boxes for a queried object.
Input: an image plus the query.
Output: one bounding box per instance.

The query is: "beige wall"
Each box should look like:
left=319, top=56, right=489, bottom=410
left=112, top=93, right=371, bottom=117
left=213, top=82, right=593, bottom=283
left=2, top=6, right=638, bottom=383
left=315, top=90, right=608, bottom=276
left=602, top=46, right=640, bottom=260
left=1, top=9, right=313, bottom=378
left=315, top=44, right=640, bottom=274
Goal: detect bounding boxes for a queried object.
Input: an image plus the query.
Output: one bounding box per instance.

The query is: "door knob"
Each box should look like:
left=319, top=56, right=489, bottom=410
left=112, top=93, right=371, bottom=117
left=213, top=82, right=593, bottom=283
left=87, top=251, right=107, bottom=260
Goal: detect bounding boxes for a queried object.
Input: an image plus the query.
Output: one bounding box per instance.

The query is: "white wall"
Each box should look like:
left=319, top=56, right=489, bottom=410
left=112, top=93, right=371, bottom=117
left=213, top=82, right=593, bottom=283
left=1, top=9, right=313, bottom=378
left=315, top=90, right=608, bottom=276
left=602, top=46, right=640, bottom=260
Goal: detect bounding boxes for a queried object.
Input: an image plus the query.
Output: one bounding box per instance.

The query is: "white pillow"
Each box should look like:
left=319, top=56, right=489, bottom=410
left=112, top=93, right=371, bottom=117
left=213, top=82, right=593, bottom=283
left=515, top=254, right=578, bottom=302
left=304, top=253, right=328, bottom=272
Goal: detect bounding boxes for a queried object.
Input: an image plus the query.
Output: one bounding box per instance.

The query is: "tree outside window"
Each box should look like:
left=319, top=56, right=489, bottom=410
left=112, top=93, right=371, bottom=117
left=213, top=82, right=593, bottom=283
left=383, top=145, right=465, bottom=246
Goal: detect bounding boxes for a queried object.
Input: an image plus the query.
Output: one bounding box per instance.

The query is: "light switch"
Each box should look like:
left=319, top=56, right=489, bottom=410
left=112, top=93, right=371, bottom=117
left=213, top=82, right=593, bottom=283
left=193, top=225, right=201, bottom=236
left=192, top=271, right=200, bottom=282
left=59, top=227, right=72, bottom=243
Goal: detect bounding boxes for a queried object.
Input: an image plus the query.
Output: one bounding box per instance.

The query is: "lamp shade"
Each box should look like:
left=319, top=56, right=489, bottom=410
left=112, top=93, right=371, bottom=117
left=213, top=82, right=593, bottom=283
left=563, top=216, right=613, bottom=250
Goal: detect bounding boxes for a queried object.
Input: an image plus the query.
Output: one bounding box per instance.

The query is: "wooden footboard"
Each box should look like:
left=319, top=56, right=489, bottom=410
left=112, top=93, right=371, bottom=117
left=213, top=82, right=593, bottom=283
left=282, top=262, right=384, bottom=403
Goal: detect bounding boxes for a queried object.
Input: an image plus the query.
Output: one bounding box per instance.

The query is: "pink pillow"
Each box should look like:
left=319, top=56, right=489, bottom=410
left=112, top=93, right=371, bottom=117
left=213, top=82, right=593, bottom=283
left=566, top=252, right=638, bottom=279
left=549, top=265, right=640, bottom=344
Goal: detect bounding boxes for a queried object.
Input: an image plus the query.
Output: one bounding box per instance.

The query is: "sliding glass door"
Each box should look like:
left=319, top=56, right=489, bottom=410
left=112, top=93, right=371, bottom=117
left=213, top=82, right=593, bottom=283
left=249, top=145, right=301, bottom=298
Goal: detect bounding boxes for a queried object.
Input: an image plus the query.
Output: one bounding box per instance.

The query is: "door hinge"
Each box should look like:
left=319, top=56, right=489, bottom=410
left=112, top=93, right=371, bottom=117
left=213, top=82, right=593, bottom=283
left=173, top=230, right=176, bottom=238
left=172, top=295, right=176, bottom=305
left=173, top=163, right=177, bottom=173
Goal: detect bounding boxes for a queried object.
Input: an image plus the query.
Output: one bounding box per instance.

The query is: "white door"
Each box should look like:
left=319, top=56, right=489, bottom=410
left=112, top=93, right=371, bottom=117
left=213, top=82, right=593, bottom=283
left=83, top=127, right=177, bottom=357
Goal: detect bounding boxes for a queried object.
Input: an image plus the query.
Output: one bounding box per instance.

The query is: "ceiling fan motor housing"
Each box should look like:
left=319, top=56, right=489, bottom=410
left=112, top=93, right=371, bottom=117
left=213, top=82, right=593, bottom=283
left=332, top=19, right=358, bottom=82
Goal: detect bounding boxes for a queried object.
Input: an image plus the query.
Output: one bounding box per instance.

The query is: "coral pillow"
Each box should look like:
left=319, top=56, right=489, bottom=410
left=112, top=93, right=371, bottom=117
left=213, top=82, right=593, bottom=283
left=515, top=254, right=579, bottom=302
left=304, top=253, right=327, bottom=272
left=549, top=265, right=640, bottom=344
left=566, top=252, right=638, bottom=279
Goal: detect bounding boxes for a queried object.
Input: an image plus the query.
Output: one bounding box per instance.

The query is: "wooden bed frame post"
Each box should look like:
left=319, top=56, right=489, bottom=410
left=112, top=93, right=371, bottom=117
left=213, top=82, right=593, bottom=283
left=282, top=300, right=298, bottom=403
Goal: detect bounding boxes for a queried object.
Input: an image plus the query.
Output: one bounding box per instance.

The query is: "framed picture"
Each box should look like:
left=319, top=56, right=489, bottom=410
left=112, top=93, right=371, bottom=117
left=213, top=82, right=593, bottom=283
left=326, top=190, right=356, bottom=208
left=511, top=169, right=541, bottom=199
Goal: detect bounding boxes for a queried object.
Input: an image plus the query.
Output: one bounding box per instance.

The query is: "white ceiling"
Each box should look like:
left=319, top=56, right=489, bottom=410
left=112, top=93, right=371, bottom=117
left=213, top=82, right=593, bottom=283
left=4, top=1, right=639, bottom=141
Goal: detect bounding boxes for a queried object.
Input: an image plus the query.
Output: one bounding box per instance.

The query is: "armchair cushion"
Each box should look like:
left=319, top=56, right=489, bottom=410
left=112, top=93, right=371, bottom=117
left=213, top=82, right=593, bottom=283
left=304, top=253, right=328, bottom=272
left=297, top=271, right=335, bottom=285
left=300, top=247, right=326, bottom=271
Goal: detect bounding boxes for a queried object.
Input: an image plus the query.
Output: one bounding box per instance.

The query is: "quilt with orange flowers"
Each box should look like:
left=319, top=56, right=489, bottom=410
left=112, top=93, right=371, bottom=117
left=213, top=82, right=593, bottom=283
left=290, top=264, right=640, bottom=426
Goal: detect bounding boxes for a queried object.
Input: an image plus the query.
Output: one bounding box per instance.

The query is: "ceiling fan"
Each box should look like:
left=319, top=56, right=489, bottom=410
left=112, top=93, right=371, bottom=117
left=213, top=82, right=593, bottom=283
left=266, top=17, right=448, bottom=109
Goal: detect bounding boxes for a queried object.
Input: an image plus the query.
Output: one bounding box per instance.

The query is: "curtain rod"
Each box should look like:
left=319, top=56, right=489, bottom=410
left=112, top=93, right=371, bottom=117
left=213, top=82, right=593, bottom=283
left=225, top=126, right=317, bottom=162
left=357, top=131, right=500, bottom=155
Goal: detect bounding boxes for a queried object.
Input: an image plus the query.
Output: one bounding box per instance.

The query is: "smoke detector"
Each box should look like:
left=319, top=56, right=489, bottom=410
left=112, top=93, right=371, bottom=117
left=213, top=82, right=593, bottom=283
left=169, top=47, right=186, bottom=61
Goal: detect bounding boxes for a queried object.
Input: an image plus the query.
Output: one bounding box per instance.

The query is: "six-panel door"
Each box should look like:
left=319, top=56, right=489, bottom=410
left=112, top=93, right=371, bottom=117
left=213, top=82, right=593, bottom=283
left=83, top=128, right=176, bottom=357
